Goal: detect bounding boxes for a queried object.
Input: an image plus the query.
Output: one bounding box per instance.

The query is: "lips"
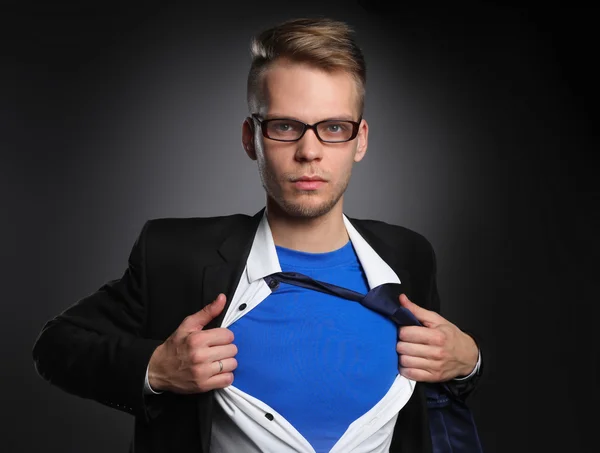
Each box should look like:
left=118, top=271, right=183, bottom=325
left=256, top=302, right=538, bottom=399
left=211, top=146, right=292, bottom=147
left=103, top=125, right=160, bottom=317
left=295, top=176, right=326, bottom=182
left=293, top=179, right=326, bottom=190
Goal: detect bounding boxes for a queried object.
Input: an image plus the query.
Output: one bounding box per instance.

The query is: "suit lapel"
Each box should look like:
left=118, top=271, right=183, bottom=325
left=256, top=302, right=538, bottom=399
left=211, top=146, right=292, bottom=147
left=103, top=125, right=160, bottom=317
left=346, top=216, right=431, bottom=453
left=197, top=207, right=264, bottom=453
left=346, top=217, right=413, bottom=296
left=201, top=207, right=265, bottom=330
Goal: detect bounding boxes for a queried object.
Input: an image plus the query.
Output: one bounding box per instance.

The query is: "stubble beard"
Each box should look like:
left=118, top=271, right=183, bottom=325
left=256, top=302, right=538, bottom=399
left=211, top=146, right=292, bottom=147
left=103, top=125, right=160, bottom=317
left=260, top=167, right=351, bottom=219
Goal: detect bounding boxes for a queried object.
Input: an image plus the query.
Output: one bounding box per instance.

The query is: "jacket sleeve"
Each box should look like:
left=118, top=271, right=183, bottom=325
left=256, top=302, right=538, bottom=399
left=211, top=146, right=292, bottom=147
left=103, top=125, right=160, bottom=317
left=31, top=220, right=163, bottom=422
left=424, top=238, right=485, bottom=401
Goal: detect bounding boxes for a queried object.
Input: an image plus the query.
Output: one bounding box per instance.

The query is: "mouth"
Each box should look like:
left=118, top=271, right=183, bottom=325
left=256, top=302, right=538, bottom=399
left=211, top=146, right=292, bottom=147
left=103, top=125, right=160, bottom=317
left=293, top=175, right=326, bottom=182
left=292, top=178, right=326, bottom=190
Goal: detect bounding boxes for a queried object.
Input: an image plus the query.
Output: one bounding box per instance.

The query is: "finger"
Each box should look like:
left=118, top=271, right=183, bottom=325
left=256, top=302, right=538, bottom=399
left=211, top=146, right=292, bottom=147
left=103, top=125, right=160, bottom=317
left=180, top=294, right=227, bottom=333
left=188, top=327, right=235, bottom=347
left=398, top=354, right=435, bottom=371
left=398, top=325, right=445, bottom=346
left=396, top=340, right=440, bottom=359
left=205, top=343, right=238, bottom=363
left=200, top=372, right=235, bottom=391
left=398, top=294, right=442, bottom=326
left=399, top=367, right=435, bottom=382
left=212, top=357, right=238, bottom=376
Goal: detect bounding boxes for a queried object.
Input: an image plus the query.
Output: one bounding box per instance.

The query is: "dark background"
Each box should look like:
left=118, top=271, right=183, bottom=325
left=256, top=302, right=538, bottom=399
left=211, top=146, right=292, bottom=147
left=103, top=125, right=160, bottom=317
left=3, top=1, right=598, bottom=452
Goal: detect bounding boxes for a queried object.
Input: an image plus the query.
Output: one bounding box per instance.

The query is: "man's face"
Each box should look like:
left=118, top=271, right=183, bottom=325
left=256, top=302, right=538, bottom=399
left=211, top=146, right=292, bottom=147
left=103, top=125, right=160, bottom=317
left=243, top=59, right=368, bottom=219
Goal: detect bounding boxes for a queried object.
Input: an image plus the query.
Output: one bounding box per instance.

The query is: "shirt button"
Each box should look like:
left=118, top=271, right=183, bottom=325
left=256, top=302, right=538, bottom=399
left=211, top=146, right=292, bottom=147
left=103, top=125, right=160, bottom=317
left=238, top=303, right=247, bottom=311
left=265, top=413, right=274, bottom=421
left=268, top=279, right=279, bottom=289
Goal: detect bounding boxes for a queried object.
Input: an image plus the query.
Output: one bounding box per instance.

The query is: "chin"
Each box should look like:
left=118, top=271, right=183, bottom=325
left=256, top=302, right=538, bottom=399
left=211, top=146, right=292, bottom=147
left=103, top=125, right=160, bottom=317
left=274, top=194, right=340, bottom=219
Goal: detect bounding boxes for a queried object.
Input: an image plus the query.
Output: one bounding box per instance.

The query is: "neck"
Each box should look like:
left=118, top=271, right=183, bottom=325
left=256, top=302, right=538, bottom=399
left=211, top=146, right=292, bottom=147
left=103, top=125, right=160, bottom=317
left=265, top=198, right=349, bottom=253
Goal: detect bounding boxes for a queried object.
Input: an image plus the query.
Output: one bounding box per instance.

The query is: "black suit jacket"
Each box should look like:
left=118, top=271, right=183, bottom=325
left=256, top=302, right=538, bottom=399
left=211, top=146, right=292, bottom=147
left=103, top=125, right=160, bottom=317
left=32, top=207, right=482, bottom=453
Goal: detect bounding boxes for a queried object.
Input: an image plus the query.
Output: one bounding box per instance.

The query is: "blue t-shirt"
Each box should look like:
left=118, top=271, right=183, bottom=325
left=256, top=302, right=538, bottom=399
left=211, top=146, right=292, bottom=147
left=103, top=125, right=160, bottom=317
left=229, top=241, right=398, bottom=452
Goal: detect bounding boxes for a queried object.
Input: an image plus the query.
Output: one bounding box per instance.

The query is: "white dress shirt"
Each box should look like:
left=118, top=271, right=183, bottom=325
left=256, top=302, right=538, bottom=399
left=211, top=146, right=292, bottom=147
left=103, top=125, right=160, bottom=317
left=144, top=210, right=481, bottom=452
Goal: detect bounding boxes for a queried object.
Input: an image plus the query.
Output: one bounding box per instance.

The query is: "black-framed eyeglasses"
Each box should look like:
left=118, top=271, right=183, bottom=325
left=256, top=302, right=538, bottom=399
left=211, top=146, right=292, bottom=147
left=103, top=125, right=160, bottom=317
left=251, top=113, right=362, bottom=143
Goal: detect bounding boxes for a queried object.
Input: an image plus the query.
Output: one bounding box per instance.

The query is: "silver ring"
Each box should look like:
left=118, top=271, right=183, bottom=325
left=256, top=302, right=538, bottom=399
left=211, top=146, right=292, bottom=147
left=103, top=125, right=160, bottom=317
left=218, top=360, right=223, bottom=373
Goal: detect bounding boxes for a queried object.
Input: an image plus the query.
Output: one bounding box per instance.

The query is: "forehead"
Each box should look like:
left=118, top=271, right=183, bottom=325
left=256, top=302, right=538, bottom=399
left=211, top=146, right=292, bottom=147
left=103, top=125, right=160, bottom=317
left=259, top=59, right=359, bottom=121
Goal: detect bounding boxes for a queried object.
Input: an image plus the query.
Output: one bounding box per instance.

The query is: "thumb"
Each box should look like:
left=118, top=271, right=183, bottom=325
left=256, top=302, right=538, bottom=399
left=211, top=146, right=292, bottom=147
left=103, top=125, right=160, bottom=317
left=181, top=293, right=227, bottom=332
left=398, top=293, right=440, bottom=327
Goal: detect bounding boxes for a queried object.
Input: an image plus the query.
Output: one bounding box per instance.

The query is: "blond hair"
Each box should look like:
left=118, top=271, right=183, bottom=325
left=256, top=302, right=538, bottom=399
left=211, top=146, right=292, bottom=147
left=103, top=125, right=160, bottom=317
left=247, top=17, right=367, bottom=117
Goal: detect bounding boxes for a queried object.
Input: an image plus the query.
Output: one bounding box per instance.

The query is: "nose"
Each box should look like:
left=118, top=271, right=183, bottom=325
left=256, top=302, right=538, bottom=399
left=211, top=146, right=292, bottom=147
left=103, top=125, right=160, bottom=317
left=294, top=127, right=324, bottom=162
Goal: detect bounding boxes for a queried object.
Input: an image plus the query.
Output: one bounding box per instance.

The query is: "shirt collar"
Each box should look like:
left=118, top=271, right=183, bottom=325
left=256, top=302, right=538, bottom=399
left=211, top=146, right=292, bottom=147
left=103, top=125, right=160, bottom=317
left=246, top=210, right=401, bottom=288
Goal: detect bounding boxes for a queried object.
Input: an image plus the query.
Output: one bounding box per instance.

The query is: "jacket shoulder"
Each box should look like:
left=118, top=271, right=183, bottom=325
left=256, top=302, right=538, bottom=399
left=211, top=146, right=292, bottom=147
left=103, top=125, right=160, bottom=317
left=137, top=213, right=255, bottom=249
left=349, top=216, right=434, bottom=253
left=146, top=213, right=251, bottom=234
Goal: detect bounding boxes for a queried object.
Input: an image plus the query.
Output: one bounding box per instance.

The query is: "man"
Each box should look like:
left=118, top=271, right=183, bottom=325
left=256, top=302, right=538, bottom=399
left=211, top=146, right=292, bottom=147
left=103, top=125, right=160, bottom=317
left=32, top=17, right=482, bottom=453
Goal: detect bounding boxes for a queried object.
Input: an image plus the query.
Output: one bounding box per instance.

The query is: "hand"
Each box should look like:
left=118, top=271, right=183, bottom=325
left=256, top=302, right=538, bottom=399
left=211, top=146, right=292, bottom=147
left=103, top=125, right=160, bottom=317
left=148, top=294, right=238, bottom=394
left=396, top=294, right=478, bottom=382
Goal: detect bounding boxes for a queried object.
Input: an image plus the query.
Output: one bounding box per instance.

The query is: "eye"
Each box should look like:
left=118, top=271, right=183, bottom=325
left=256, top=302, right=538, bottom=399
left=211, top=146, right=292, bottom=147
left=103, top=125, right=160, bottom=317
left=269, top=120, right=300, bottom=132
left=276, top=123, right=292, bottom=131
left=326, top=122, right=349, bottom=133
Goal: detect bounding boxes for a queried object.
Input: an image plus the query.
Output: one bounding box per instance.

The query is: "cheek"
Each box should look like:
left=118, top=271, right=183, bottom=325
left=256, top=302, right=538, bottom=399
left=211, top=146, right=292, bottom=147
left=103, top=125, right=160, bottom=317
left=261, top=144, right=288, bottom=168
left=257, top=151, right=284, bottom=180
left=336, top=156, right=355, bottom=178
left=254, top=142, right=270, bottom=166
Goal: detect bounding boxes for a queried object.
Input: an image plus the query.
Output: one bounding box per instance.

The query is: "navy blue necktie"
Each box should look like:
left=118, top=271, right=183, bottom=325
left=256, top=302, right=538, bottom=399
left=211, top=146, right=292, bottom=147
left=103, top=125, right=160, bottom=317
left=264, top=271, right=484, bottom=453
left=264, top=271, right=421, bottom=327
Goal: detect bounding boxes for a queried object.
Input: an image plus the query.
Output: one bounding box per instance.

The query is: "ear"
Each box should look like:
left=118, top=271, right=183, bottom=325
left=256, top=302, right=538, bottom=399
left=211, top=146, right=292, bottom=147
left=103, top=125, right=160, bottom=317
left=242, top=117, right=257, bottom=161
left=353, top=118, right=369, bottom=163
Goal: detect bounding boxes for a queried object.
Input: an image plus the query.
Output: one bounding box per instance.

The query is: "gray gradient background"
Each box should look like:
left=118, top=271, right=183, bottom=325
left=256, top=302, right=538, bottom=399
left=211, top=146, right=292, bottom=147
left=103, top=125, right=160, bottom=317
left=2, top=1, right=598, bottom=452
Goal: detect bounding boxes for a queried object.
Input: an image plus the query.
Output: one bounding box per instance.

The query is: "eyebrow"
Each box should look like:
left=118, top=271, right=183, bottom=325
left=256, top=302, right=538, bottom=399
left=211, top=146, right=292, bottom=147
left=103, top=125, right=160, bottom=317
left=264, top=114, right=357, bottom=122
